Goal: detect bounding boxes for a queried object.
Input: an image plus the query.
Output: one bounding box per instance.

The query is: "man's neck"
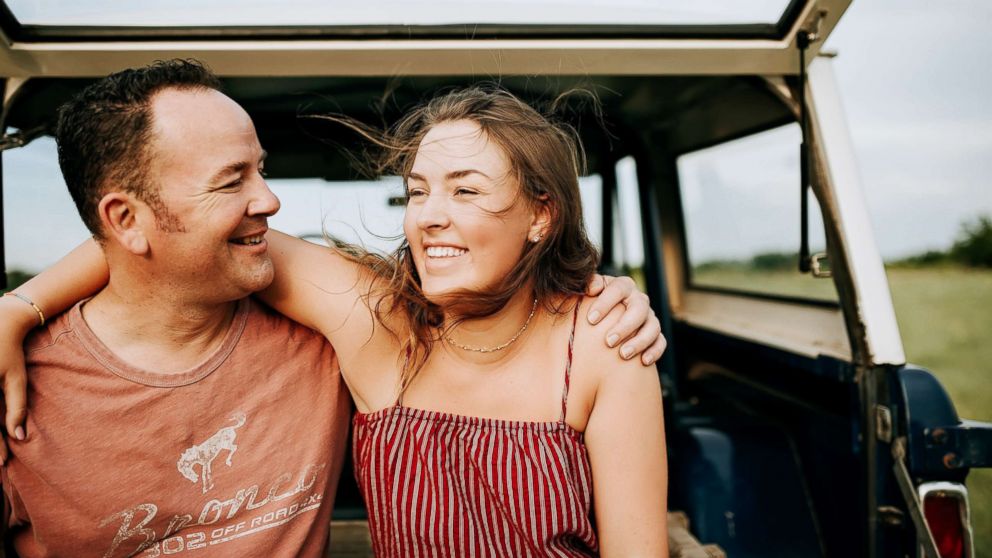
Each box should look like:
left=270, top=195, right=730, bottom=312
left=81, top=276, right=239, bottom=375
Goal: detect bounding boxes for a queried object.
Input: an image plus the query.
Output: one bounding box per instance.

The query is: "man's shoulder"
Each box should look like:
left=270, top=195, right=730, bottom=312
left=243, top=296, right=331, bottom=348
left=24, top=301, right=83, bottom=355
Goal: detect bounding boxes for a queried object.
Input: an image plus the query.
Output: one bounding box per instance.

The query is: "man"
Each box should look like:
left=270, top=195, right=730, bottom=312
left=0, top=60, right=662, bottom=556
left=1, top=60, right=352, bottom=557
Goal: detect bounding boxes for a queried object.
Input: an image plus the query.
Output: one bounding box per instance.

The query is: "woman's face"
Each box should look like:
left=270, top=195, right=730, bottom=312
left=403, top=119, right=546, bottom=300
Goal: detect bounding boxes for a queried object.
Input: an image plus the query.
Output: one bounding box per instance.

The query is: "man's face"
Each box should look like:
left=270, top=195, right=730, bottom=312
left=142, top=88, right=280, bottom=303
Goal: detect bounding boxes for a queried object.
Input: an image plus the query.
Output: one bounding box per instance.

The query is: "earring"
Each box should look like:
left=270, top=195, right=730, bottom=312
left=531, top=233, right=543, bottom=243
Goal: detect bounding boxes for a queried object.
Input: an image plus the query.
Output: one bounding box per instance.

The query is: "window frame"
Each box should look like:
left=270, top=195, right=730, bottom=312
left=673, top=118, right=841, bottom=309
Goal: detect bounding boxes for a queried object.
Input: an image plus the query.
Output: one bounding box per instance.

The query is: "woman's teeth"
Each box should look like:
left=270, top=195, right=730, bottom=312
left=236, top=235, right=264, bottom=246
left=426, top=246, right=466, bottom=258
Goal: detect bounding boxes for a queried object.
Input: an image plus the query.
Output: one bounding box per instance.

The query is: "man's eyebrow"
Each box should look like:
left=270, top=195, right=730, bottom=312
left=208, top=150, right=268, bottom=186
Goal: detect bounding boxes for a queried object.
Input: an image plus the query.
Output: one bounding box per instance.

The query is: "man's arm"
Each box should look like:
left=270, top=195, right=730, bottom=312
left=585, top=275, right=666, bottom=366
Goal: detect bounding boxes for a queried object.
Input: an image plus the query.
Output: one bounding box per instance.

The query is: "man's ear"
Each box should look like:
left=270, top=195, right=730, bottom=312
left=97, top=192, right=150, bottom=255
left=528, top=194, right=552, bottom=243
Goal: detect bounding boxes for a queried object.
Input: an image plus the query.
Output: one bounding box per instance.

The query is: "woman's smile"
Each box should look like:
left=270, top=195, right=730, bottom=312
left=423, top=244, right=469, bottom=274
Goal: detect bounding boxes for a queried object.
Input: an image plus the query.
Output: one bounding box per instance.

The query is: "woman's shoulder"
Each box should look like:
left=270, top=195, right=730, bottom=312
left=563, top=297, right=657, bottom=426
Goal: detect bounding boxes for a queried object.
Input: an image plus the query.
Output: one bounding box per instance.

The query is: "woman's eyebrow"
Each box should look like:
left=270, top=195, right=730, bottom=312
left=406, top=169, right=490, bottom=184
left=446, top=169, right=490, bottom=180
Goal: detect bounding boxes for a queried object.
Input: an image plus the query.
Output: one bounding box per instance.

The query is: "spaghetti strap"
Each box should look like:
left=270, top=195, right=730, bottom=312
left=396, top=347, right=411, bottom=407
left=559, top=300, right=581, bottom=423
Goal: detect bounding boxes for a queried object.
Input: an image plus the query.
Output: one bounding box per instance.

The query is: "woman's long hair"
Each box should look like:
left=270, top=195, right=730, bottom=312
left=317, top=86, right=599, bottom=390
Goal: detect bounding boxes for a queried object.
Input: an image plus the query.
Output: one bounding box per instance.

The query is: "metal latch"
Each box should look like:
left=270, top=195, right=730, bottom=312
left=875, top=404, right=893, bottom=443
left=925, top=420, right=992, bottom=470
left=810, top=252, right=831, bottom=278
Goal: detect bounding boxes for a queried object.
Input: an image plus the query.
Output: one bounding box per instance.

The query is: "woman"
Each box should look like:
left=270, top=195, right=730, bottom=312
left=2, top=86, right=668, bottom=556
left=273, top=87, right=667, bottom=556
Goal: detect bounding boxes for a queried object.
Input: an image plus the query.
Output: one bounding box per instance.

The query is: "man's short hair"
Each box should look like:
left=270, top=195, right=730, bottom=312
left=55, top=59, right=222, bottom=238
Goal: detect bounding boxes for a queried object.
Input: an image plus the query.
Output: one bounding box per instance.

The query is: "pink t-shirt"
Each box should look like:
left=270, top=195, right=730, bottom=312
left=2, top=298, right=351, bottom=557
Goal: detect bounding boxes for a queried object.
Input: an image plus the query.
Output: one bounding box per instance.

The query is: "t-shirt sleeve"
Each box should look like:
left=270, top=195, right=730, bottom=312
left=1, top=464, right=27, bottom=530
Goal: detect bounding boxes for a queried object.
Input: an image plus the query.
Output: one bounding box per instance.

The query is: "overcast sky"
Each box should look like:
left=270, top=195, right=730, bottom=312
left=4, top=0, right=990, bottom=272
left=823, top=0, right=992, bottom=257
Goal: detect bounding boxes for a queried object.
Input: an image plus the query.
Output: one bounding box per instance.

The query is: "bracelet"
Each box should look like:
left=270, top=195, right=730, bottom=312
left=3, top=291, right=46, bottom=327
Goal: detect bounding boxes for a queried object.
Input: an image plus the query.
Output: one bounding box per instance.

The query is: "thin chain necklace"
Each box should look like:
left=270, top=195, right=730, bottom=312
left=445, top=297, right=538, bottom=353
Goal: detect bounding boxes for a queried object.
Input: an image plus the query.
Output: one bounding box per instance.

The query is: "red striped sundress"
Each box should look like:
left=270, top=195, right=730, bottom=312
left=352, top=306, right=598, bottom=557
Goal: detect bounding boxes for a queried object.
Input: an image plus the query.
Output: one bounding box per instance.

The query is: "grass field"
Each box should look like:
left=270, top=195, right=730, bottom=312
left=696, top=265, right=991, bottom=552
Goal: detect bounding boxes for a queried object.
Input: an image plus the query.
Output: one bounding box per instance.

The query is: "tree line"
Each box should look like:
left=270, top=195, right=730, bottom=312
left=894, top=214, right=992, bottom=268
left=694, top=214, right=992, bottom=272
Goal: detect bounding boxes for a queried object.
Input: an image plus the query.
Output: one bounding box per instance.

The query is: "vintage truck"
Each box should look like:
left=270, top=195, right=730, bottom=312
left=0, top=0, right=988, bottom=556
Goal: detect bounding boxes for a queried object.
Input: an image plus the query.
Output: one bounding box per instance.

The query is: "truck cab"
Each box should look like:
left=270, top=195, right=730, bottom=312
left=1, top=1, right=988, bottom=556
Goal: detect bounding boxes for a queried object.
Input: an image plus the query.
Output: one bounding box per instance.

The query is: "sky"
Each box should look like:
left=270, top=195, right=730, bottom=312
left=823, top=0, right=992, bottom=257
left=3, top=0, right=991, bottom=272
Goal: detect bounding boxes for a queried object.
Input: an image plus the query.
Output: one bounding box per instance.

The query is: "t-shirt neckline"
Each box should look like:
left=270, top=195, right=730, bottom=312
left=68, top=298, right=250, bottom=388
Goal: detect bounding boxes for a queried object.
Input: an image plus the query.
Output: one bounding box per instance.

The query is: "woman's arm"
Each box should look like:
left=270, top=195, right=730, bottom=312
left=0, top=240, right=108, bottom=442
left=261, top=232, right=670, bottom=364
left=259, top=230, right=379, bottom=348
left=583, top=311, right=669, bottom=556
left=5, top=240, right=108, bottom=320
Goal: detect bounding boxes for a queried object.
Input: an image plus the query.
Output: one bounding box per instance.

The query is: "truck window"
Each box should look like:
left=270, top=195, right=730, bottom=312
left=676, top=123, right=838, bottom=303
left=3, top=137, right=91, bottom=286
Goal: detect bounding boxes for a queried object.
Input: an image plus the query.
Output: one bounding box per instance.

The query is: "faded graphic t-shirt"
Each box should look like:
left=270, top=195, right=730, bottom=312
left=1, top=298, right=351, bottom=558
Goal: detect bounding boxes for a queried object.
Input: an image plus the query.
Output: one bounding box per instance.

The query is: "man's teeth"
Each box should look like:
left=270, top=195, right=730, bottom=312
left=426, top=246, right=466, bottom=258
left=235, top=235, right=264, bottom=246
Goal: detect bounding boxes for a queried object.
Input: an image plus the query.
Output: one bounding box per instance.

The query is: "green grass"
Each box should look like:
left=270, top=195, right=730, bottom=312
left=886, top=266, right=992, bottom=554
left=692, top=267, right=839, bottom=302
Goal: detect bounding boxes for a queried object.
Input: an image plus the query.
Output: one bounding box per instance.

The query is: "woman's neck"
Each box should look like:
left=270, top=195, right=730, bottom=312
left=441, top=290, right=539, bottom=365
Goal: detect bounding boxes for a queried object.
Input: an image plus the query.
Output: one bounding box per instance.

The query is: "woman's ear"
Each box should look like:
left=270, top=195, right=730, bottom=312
left=97, top=193, right=149, bottom=255
left=528, top=194, right=552, bottom=243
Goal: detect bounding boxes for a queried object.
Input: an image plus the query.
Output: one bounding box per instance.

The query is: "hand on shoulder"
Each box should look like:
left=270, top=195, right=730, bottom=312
left=572, top=296, right=658, bottom=378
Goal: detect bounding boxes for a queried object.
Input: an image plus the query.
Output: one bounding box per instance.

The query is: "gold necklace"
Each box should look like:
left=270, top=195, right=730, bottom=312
left=445, top=297, right=538, bottom=353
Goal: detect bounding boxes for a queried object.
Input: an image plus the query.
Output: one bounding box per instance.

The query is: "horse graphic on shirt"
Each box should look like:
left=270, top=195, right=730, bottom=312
left=177, top=412, right=247, bottom=493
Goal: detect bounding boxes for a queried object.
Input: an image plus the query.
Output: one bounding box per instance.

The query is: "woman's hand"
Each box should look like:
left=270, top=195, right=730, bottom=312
left=0, top=295, right=39, bottom=463
left=585, top=274, right=667, bottom=366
